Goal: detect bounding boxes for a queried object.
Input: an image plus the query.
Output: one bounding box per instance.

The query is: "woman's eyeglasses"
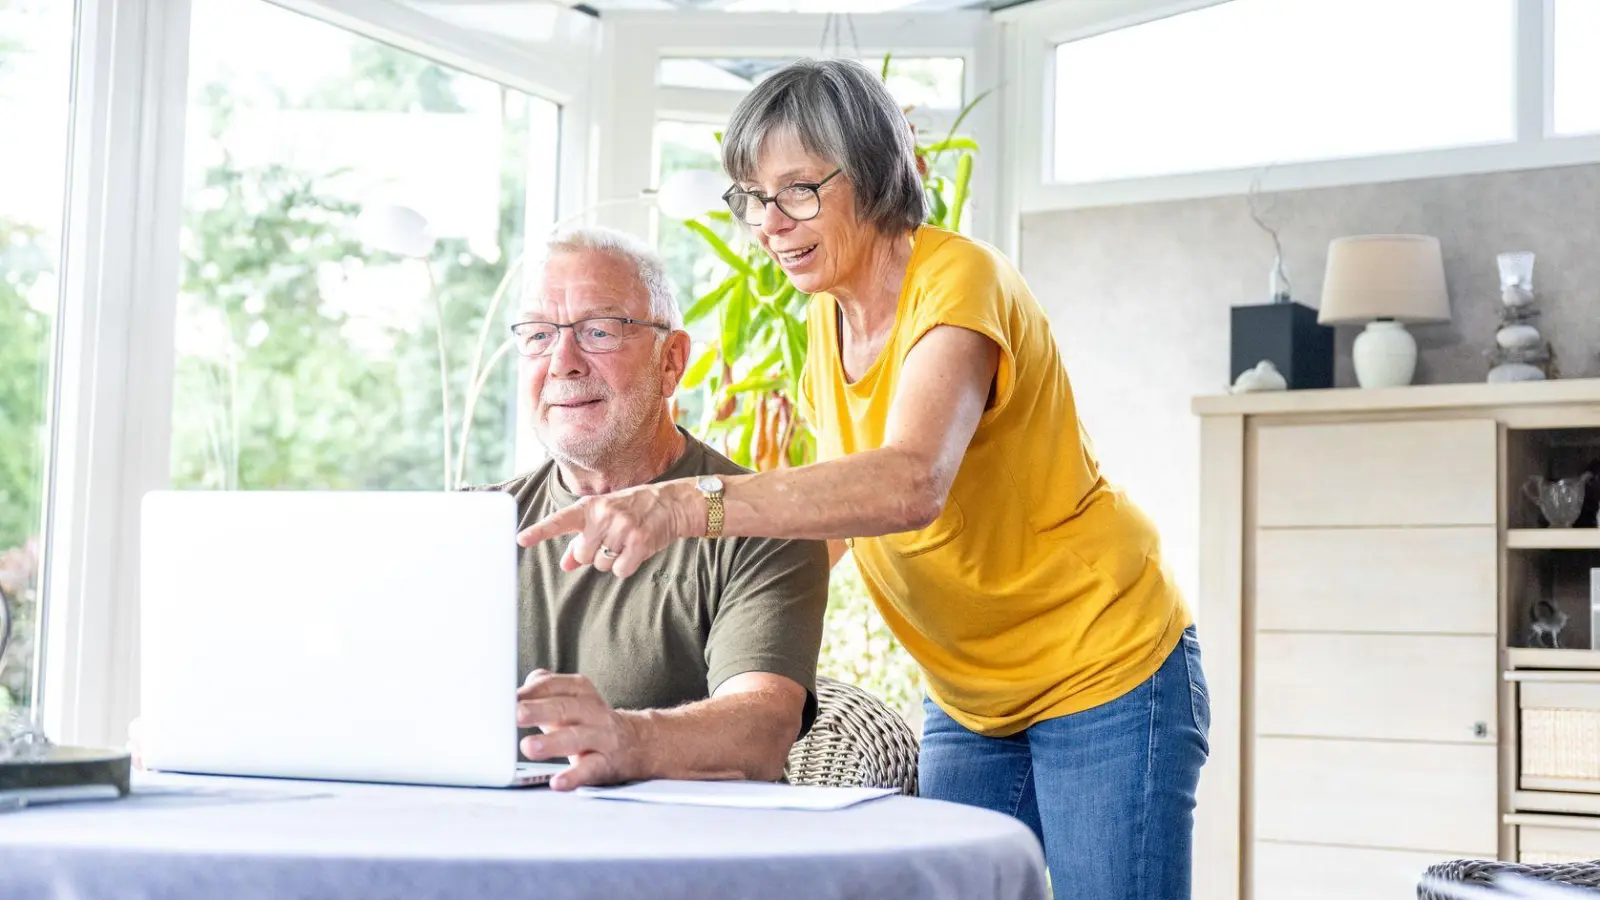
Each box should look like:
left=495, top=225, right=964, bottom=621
left=722, top=169, right=842, bottom=227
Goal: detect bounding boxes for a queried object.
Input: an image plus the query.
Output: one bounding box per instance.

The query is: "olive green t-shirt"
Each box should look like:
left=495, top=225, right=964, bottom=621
left=467, top=430, right=829, bottom=743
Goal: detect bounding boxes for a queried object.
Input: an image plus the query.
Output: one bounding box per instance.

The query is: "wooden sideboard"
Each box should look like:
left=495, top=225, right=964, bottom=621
left=1193, top=378, right=1600, bottom=900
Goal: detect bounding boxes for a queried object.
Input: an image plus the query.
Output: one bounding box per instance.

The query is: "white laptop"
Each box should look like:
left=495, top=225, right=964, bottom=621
left=139, top=490, right=565, bottom=789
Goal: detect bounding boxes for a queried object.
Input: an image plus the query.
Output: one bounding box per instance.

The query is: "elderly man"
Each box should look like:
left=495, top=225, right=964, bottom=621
left=467, top=225, right=829, bottom=792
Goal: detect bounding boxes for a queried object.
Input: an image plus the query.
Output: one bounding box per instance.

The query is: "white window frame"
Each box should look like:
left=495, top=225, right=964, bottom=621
left=997, top=0, right=1600, bottom=219
left=39, top=0, right=600, bottom=749
left=593, top=10, right=1003, bottom=250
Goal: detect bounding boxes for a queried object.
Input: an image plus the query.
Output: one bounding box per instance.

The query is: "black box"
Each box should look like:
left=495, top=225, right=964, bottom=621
left=1230, top=301, right=1333, bottom=390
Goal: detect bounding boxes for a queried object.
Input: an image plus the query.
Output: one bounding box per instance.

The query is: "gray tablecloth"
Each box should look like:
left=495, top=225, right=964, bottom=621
left=0, top=773, right=1048, bottom=900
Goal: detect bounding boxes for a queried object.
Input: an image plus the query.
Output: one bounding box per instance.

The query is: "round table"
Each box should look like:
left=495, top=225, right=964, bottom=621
left=0, top=773, right=1049, bottom=900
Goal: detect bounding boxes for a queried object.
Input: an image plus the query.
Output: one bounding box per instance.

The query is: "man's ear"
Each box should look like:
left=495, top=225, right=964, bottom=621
left=660, top=330, right=692, bottom=396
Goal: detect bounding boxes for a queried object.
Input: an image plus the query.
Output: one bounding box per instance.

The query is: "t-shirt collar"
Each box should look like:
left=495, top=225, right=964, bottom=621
left=546, top=426, right=705, bottom=509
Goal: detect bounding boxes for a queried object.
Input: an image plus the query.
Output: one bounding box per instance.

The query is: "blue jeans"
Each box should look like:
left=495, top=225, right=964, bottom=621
left=919, top=626, right=1210, bottom=900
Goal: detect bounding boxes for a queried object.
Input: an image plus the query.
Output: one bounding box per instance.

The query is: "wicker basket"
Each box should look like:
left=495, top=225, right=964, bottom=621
left=1418, top=859, right=1600, bottom=897
left=783, top=676, right=920, bottom=796
left=1520, top=682, right=1600, bottom=792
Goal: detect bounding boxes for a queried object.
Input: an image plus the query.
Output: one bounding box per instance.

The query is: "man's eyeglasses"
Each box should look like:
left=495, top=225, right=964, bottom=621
left=509, top=317, right=671, bottom=357
left=722, top=169, right=842, bottom=227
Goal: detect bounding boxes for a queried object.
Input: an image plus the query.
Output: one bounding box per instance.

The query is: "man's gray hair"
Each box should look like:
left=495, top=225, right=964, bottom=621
left=721, top=58, right=925, bottom=236
left=530, top=225, right=683, bottom=331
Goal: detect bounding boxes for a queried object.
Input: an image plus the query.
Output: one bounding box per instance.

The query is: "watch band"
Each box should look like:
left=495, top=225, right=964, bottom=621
left=704, top=489, right=725, bottom=538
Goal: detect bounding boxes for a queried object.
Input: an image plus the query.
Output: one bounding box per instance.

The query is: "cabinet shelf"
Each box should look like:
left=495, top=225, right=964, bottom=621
left=1507, top=648, right=1600, bottom=670
left=1512, top=790, right=1600, bottom=817
left=1507, top=529, right=1600, bottom=549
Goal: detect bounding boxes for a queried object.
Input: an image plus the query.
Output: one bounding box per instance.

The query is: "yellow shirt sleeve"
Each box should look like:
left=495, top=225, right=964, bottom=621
left=900, top=239, right=1020, bottom=422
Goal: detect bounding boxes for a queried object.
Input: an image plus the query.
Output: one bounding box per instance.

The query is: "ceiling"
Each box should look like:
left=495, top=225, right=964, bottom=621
left=564, top=0, right=988, bottom=9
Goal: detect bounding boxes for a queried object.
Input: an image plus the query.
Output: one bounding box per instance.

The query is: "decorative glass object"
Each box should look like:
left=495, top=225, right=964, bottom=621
left=1527, top=598, right=1570, bottom=649
left=0, top=711, right=51, bottom=764
left=0, top=584, right=132, bottom=810
left=1524, top=473, right=1593, bottom=528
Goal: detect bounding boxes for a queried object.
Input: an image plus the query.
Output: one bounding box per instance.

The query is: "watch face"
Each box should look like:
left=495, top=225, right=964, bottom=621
left=698, top=475, right=724, bottom=492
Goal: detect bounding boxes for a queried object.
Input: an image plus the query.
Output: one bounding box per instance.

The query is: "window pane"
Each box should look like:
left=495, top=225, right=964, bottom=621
left=0, top=0, right=72, bottom=717
left=1554, top=0, right=1600, bottom=136
left=172, top=0, right=560, bottom=493
left=1053, top=0, right=1515, bottom=182
left=659, top=56, right=964, bottom=109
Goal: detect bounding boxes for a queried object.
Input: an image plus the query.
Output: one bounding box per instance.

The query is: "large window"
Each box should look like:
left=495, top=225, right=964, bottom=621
left=1052, top=0, right=1515, bottom=182
left=172, top=0, right=560, bottom=493
left=0, top=0, right=73, bottom=717
left=1554, top=0, right=1600, bottom=137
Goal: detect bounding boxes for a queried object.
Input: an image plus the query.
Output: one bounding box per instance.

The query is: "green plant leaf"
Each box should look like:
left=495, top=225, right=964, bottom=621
left=757, top=257, right=780, bottom=296
left=951, top=154, right=973, bottom=233
left=727, top=373, right=783, bottom=395
left=930, top=88, right=993, bottom=168
left=771, top=282, right=798, bottom=313
left=733, top=404, right=756, bottom=466
left=927, top=186, right=949, bottom=228
left=921, top=137, right=980, bottom=154
left=720, top=279, right=752, bottom=361
left=681, top=344, right=720, bottom=390
left=880, top=52, right=892, bottom=81
left=781, top=313, right=807, bottom=391
left=683, top=275, right=737, bottom=325
left=685, top=220, right=755, bottom=278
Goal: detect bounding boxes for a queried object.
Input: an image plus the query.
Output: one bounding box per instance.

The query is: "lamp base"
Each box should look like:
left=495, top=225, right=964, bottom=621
left=0, top=746, right=131, bottom=810
left=1352, top=319, right=1418, bottom=388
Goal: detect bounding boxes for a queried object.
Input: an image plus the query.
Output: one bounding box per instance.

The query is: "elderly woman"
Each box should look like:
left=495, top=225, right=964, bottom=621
left=519, top=58, right=1208, bottom=899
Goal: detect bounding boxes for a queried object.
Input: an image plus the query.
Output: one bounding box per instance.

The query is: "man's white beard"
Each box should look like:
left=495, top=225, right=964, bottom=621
left=539, top=372, right=664, bottom=472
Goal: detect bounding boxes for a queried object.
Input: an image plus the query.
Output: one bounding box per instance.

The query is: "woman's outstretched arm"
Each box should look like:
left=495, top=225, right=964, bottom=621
left=516, top=324, right=999, bottom=578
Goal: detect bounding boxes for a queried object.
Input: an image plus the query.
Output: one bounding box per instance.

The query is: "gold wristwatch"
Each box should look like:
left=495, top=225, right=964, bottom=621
left=697, top=474, right=726, bottom=538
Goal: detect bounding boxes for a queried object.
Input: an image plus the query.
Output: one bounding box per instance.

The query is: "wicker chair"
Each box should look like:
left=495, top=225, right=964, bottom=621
left=783, top=675, right=920, bottom=796
left=1418, top=859, right=1600, bottom=896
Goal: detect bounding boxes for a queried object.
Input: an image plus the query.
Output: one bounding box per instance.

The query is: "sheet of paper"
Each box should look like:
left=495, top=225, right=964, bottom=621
left=576, top=780, right=897, bottom=811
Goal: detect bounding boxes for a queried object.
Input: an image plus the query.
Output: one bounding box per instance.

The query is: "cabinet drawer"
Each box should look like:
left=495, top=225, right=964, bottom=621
left=1255, top=527, right=1497, bottom=634
left=1255, top=420, right=1498, bottom=527
left=1520, top=823, right=1600, bottom=864
left=1521, top=681, right=1600, bottom=793
left=1255, top=737, right=1498, bottom=854
left=1256, top=633, right=1497, bottom=743
left=1254, top=842, right=1450, bottom=900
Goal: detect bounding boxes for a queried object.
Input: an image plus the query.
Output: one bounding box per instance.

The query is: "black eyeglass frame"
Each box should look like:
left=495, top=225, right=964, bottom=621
left=721, top=168, right=843, bottom=225
left=508, top=316, right=673, bottom=357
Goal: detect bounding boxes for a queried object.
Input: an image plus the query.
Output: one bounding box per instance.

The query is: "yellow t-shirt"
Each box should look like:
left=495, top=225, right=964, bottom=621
left=800, top=225, right=1191, bottom=737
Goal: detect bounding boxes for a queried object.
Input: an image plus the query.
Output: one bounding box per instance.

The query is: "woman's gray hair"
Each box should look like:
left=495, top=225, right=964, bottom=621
left=722, top=58, right=925, bottom=236
left=530, top=225, right=683, bottom=331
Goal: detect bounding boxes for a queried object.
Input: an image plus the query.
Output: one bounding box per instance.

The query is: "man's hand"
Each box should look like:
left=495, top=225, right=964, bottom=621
left=516, top=670, right=648, bottom=791
left=514, top=480, right=703, bottom=579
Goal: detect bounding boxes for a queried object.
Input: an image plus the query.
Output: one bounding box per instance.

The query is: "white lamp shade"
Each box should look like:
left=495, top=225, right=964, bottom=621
left=1317, top=234, right=1451, bottom=325
left=655, top=169, right=729, bottom=221
left=355, top=203, right=436, bottom=259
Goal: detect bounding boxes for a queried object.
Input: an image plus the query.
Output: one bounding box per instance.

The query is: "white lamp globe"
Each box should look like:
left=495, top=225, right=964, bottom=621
left=655, top=169, right=729, bottom=222
left=355, top=203, right=436, bottom=259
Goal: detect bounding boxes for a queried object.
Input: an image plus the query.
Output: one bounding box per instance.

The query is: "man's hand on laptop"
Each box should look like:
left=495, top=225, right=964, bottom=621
left=516, top=670, right=646, bottom=791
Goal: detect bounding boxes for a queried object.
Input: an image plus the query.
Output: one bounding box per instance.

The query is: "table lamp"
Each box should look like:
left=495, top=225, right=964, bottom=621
left=1317, top=234, right=1451, bottom=388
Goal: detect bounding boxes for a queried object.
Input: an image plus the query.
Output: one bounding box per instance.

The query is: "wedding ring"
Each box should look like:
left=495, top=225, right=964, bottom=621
left=599, top=546, right=620, bottom=559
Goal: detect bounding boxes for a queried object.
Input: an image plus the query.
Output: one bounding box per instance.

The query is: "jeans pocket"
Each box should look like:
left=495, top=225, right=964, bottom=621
left=1181, top=628, right=1211, bottom=755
